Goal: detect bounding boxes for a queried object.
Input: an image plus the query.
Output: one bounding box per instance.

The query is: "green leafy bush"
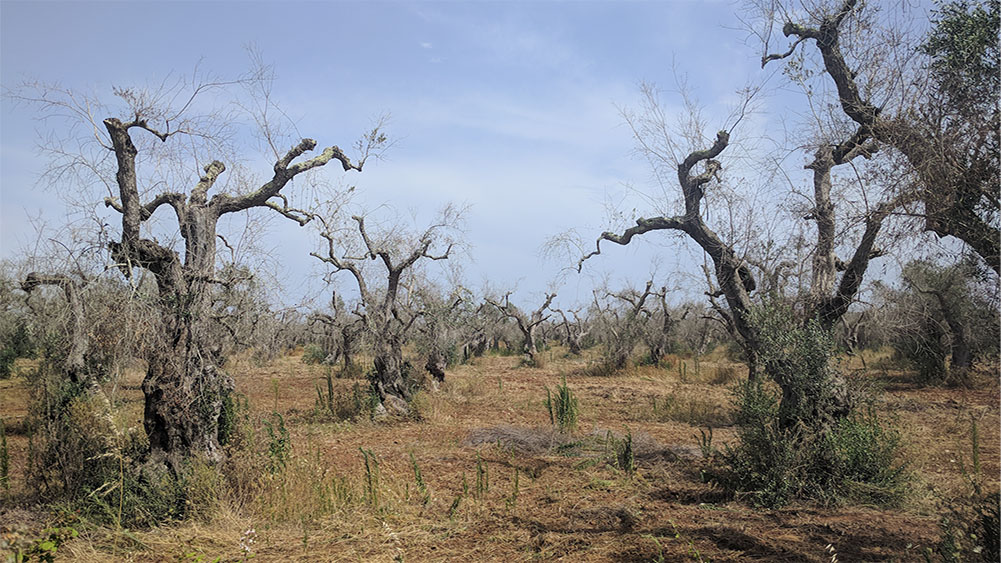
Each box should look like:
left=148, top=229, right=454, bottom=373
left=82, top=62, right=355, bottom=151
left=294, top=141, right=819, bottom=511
left=716, top=383, right=907, bottom=507
left=301, top=344, right=328, bottom=365
left=709, top=303, right=908, bottom=507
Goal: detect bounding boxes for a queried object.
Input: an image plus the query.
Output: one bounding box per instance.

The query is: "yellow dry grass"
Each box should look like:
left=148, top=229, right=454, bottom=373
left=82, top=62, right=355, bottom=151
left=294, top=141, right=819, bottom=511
left=1, top=348, right=998, bottom=562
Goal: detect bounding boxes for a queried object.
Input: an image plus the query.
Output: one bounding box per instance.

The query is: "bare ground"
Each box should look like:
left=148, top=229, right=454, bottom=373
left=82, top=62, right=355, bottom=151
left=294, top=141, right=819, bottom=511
left=1, top=349, right=997, bottom=562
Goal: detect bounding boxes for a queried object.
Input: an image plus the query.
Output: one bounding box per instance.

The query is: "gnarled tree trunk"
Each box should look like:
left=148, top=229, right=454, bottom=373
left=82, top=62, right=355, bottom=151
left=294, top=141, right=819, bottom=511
left=102, top=114, right=366, bottom=470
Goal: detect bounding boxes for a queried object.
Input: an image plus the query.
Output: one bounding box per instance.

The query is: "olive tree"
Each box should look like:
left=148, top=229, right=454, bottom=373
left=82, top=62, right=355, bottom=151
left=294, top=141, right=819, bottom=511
left=11, top=71, right=386, bottom=471
left=591, top=281, right=661, bottom=370
left=881, top=256, right=999, bottom=385
left=21, top=273, right=90, bottom=385
left=310, top=206, right=462, bottom=414
left=308, top=291, right=364, bottom=374
left=485, top=292, right=556, bottom=367
left=579, top=74, right=909, bottom=386
left=412, top=284, right=467, bottom=385
left=552, top=307, right=590, bottom=356
left=759, top=0, right=999, bottom=274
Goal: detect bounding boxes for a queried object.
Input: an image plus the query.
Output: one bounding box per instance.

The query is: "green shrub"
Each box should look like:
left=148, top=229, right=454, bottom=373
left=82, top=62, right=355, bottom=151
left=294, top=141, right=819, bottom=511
left=0, top=526, right=78, bottom=562
left=709, top=303, right=908, bottom=508
left=217, top=390, right=244, bottom=447
left=0, top=348, right=16, bottom=379
left=0, top=322, right=36, bottom=378
left=264, top=412, right=291, bottom=473
left=28, top=378, right=119, bottom=501
left=715, top=382, right=907, bottom=508
left=301, top=344, right=328, bottom=365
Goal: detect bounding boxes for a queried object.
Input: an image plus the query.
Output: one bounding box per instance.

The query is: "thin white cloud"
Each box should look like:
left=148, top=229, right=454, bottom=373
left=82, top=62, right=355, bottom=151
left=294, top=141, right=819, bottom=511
left=420, top=41, right=433, bottom=49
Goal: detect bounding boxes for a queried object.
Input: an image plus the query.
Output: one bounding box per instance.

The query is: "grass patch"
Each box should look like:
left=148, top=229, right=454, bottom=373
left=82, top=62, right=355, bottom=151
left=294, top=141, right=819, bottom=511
left=643, top=392, right=731, bottom=427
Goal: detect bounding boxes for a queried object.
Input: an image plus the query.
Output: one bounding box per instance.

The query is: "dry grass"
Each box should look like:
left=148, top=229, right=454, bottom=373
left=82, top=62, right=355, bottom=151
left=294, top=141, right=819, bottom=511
left=0, top=350, right=997, bottom=561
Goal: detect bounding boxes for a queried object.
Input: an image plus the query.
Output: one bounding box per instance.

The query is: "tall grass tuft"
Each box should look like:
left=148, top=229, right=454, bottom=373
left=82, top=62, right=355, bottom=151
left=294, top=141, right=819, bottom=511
left=506, top=467, right=520, bottom=509
left=410, top=452, right=430, bottom=506
left=475, top=452, right=489, bottom=499
left=264, top=412, right=291, bottom=473
left=929, top=415, right=1000, bottom=562
left=314, top=381, right=380, bottom=421
left=617, top=430, right=636, bottom=475
left=647, top=393, right=730, bottom=427
left=360, top=448, right=381, bottom=509
left=0, top=418, right=8, bottom=492
left=545, top=376, right=579, bottom=433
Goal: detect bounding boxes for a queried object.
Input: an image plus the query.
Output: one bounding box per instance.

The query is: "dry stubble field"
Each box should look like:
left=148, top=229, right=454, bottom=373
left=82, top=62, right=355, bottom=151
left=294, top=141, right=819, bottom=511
left=1, top=348, right=998, bottom=562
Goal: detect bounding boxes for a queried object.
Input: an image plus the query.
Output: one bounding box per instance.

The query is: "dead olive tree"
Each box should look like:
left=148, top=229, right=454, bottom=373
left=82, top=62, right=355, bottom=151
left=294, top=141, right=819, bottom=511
left=581, top=82, right=907, bottom=385
left=308, top=292, right=364, bottom=375
left=593, top=281, right=660, bottom=370
left=486, top=292, right=556, bottom=367
left=21, top=273, right=90, bottom=385
left=552, top=307, right=590, bottom=356
left=643, top=292, right=687, bottom=366
left=18, top=270, right=128, bottom=500
left=412, top=285, right=466, bottom=385
left=13, top=75, right=385, bottom=471
left=579, top=124, right=765, bottom=375
left=310, top=208, right=461, bottom=414
left=105, top=135, right=375, bottom=470
left=459, top=299, right=506, bottom=361
left=760, top=0, right=999, bottom=274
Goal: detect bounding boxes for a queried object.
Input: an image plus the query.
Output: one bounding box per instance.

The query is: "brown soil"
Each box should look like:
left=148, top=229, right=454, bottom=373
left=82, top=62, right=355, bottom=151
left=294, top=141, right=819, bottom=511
left=1, top=350, right=997, bottom=562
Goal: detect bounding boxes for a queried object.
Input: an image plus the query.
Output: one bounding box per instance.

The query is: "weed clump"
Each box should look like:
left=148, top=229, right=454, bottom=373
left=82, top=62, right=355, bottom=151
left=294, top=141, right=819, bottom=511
left=576, top=360, right=620, bottom=378
left=928, top=416, right=1000, bottom=562
left=545, top=376, right=579, bottom=433
left=313, top=377, right=380, bottom=422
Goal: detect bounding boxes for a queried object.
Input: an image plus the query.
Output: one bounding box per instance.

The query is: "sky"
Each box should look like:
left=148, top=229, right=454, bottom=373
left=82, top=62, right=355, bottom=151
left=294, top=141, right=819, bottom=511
left=0, top=1, right=930, bottom=310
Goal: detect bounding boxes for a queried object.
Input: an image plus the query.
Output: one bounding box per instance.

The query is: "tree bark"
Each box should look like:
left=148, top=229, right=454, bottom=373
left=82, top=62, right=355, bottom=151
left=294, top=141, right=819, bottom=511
left=931, top=291, right=972, bottom=386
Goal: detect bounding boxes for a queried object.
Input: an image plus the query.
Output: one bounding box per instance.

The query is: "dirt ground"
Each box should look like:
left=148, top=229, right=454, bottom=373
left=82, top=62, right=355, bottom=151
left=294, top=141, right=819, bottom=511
left=1, top=349, right=998, bottom=562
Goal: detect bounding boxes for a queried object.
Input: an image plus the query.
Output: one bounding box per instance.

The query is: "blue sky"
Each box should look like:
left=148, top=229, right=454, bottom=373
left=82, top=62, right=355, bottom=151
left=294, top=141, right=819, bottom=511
left=1, top=1, right=882, bottom=309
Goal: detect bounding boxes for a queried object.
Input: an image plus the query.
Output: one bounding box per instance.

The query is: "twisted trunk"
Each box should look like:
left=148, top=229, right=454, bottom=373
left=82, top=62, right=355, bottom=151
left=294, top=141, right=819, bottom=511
left=103, top=115, right=359, bottom=469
